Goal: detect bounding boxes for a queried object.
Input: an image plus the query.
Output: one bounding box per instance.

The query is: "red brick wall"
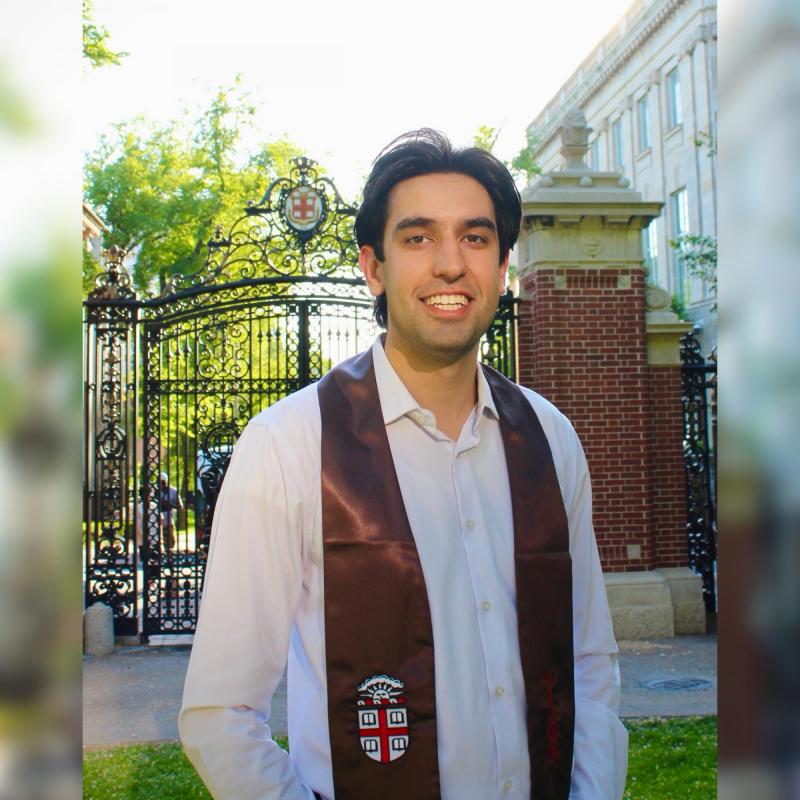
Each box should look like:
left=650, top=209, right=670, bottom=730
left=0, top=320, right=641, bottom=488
left=649, top=366, right=689, bottom=567
left=518, top=267, right=655, bottom=573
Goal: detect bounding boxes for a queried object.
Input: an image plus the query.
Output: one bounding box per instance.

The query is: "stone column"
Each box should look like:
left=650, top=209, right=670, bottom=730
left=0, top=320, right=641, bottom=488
left=645, top=288, right=705, bottom=634
left=516, top=109, right=702, bottom=637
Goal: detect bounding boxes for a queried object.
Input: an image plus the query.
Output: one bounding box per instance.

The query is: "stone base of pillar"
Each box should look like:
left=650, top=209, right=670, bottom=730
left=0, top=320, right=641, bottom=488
left=83, top=602, right=115, bottom=656
left=656, top=567, right=707, bottom=634
left=604, top=568, right=706, bottom=640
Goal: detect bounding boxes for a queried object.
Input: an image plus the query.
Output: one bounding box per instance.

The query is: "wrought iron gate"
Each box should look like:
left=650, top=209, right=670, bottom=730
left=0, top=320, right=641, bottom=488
left=84, top=158, right=519, bottom=640
left=681, top=329, right=717, bottom=612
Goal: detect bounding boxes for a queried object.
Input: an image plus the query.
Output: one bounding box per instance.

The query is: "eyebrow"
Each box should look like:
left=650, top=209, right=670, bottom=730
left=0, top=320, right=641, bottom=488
left=393, top=216, right=436, bottom=233
left=392, top=216, right=497, bottom=234
left=464, top=217, right=497, bottom=233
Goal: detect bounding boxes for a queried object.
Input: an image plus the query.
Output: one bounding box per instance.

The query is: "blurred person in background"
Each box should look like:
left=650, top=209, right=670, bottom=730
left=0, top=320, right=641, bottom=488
left=158, top=471, right=182, bottom=557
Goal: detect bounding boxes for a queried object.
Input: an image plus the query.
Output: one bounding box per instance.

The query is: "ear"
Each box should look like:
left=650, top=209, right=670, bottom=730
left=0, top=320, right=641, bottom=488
left=359, top=245, right=385, bottom=297
left=497, top=253, right=510, bottom=294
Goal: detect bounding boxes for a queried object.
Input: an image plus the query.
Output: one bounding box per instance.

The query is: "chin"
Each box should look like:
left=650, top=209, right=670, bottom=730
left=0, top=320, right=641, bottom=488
left=417, top=328, right=486, bottom=361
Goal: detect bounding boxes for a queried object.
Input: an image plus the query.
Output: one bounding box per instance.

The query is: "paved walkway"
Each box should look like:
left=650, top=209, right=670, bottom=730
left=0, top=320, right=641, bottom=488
left=83, top=635, right=716, bottom=749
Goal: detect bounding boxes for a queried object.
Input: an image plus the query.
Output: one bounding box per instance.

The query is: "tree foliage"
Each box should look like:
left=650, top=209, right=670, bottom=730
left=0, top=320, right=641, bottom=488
left=509, top=129, right=542, bottom=185
left=83, top=81, right=305, bottom=293
left=83, top=248, right=102, bottom=296
left=670, top=233, right=717, bottom=313
left=82, top=0, right=127, bottom=68
left=472, top=125, right=501, bottom=153
left=472, top=124, right=542, bottom=187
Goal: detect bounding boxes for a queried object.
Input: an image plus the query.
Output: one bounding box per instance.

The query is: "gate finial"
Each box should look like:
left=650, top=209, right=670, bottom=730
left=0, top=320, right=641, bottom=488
left=90, top=245, right=136, bottom=300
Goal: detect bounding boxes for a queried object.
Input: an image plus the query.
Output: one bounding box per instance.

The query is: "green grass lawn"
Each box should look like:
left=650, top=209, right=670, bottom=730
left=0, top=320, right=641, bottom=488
left=622, top=716, right=716, bottom=799
left=84, top=718, right=716, bottom=799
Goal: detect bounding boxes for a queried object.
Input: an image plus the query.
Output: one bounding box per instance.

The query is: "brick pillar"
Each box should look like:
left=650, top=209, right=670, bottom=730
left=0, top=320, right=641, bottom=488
left=644, top=287, right=692, bottom=568
left=518, top=266, right=653, bottom=573
left=515, top=110, right=704, bottom=637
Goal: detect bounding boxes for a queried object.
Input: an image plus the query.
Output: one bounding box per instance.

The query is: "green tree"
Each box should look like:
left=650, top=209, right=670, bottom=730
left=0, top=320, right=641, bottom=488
left=83, top=80, right=305, bottom=293
left=83, top=248, right=102, bottom=296
left=83, top=0, right=127, bottom=68
left=472, top=125, right=501, bottom=153
left=472, top=124, right=541, bottom=187
left=509, top=129, right=542, bottom=185
left=670, top=233, right=717, bottom=313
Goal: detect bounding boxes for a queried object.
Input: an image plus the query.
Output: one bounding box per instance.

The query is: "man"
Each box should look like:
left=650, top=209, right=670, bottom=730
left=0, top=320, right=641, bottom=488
left=180, top=129, right=628, bottom=799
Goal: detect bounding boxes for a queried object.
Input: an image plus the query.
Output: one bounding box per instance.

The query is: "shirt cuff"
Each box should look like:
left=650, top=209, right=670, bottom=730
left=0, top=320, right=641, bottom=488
left=570, top=696, right=629, bottom=799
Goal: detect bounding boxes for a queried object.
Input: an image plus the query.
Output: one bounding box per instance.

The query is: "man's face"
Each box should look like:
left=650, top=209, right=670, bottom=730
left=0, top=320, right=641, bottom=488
left=359, top=172, right=508, bottom=367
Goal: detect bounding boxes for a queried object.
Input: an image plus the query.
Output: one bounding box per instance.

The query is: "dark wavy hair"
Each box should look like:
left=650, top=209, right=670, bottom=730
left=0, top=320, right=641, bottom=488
left=355, top=128, right=522, bottom=328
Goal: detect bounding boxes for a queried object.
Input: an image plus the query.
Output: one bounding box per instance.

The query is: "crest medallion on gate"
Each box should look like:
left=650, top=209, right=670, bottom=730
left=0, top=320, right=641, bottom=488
left=356, top=675, right=409, bottom=764
left=285, top=185, right=323, bottom=232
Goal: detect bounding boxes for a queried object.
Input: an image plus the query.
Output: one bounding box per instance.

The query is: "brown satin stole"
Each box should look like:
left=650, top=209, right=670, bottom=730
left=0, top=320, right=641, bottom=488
left=318, top=348, right=575, bottom=799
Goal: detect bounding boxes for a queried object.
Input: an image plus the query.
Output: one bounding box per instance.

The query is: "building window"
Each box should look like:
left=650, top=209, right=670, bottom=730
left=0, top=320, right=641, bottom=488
left=612, top=118, right=623, bottom=171
left=590, top=137, right=601, bottom=170
left=667, top=68, right=682, bottom=129
left=642, top=219, right=659, bottom=284
left=637, top=94, right=651, bottom=151
left=670, top=188, right=690, bottom=300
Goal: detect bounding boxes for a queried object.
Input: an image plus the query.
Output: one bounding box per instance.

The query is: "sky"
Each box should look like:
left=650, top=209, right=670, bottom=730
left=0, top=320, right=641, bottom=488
left=83, top=0, right=636, bottom=200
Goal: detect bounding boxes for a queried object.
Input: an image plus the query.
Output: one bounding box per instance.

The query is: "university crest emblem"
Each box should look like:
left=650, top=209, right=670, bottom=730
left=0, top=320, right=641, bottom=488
left=356, top=674, right=409, bottom=764
left=285, top=185, right=322, bottom=231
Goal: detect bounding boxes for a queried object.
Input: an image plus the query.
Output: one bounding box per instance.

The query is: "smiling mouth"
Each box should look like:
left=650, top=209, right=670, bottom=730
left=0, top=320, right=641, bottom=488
left=423, top=294, right=471, bottom=310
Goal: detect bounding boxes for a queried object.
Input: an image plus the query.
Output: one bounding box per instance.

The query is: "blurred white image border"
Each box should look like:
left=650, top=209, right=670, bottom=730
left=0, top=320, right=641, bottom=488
left=718, top=0, right=800, bottom=797
left=0, top=2, right=82, bottom=798
left=0, top=0, right=799, bottom=797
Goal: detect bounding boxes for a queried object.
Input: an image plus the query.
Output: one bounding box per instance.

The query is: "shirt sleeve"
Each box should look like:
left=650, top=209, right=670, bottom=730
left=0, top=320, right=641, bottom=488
left=179, top=420, right=316, bottom=800
left=565, top=432, right=629, bottom=800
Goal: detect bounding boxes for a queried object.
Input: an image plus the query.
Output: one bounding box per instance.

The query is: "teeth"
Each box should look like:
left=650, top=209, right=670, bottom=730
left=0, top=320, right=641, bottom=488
left=424, top=294, right=469, bottom=308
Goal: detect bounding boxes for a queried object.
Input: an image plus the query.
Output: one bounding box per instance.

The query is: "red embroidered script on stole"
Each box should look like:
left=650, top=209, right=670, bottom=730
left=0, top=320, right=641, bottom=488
left=318, top=349, right=575, bottom=799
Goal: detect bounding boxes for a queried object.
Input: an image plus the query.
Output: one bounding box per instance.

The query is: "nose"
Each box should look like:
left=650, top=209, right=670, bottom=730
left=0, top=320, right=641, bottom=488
left=432, top=234, right=466, bottom=281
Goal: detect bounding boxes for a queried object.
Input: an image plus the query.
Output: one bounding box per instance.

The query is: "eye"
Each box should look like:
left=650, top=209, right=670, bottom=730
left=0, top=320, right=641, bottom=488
left=405, top=234, right=429, bottom=244
left=464, top=233, right=488, bottom=244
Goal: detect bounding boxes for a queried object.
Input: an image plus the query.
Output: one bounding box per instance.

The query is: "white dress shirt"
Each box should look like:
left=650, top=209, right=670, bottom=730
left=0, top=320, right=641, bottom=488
left=180, top=338, right=628, bottom=799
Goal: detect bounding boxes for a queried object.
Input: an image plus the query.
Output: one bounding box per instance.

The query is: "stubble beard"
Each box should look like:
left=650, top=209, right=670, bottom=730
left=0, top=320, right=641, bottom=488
left=387, top=295, right=500, bottom=370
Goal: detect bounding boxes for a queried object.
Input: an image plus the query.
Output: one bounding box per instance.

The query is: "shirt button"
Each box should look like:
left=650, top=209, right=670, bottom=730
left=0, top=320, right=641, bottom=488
left=494, top=685, right=505, bottom=698
left=503, top=778, right=513, bottom=791
left=482, top=600, right=492, bottom=611
left=465, top=519, right=476, bottom=530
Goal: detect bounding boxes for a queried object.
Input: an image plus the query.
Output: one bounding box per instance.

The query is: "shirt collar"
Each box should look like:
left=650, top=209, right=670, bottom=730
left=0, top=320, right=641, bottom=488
left=370, top=336, right=500, bottom=426
left=371, top=337, right=423, bottom=425
left=476, top=363, right=500, bottom=422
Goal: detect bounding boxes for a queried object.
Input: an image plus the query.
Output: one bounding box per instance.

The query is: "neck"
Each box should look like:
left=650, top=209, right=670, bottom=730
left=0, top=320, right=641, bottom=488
left=383, top=334, right=479, bottom=440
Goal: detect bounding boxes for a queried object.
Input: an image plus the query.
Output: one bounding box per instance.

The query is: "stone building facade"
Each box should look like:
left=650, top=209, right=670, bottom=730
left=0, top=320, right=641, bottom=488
left=524, top=0, right=717, bottom=353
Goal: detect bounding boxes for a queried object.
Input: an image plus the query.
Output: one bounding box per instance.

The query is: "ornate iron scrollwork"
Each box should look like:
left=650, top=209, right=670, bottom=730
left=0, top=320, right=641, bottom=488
left=195, top=421, right=240, bottom=552
left=681, top=329, right=717, bottom=611
left=84, top=158, right=520, bottom=640
left=481, top=291, right=518, bottom=381
left=162, top=157, right=360, bottom=295
left=84, top=269, right=138, bottom=633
